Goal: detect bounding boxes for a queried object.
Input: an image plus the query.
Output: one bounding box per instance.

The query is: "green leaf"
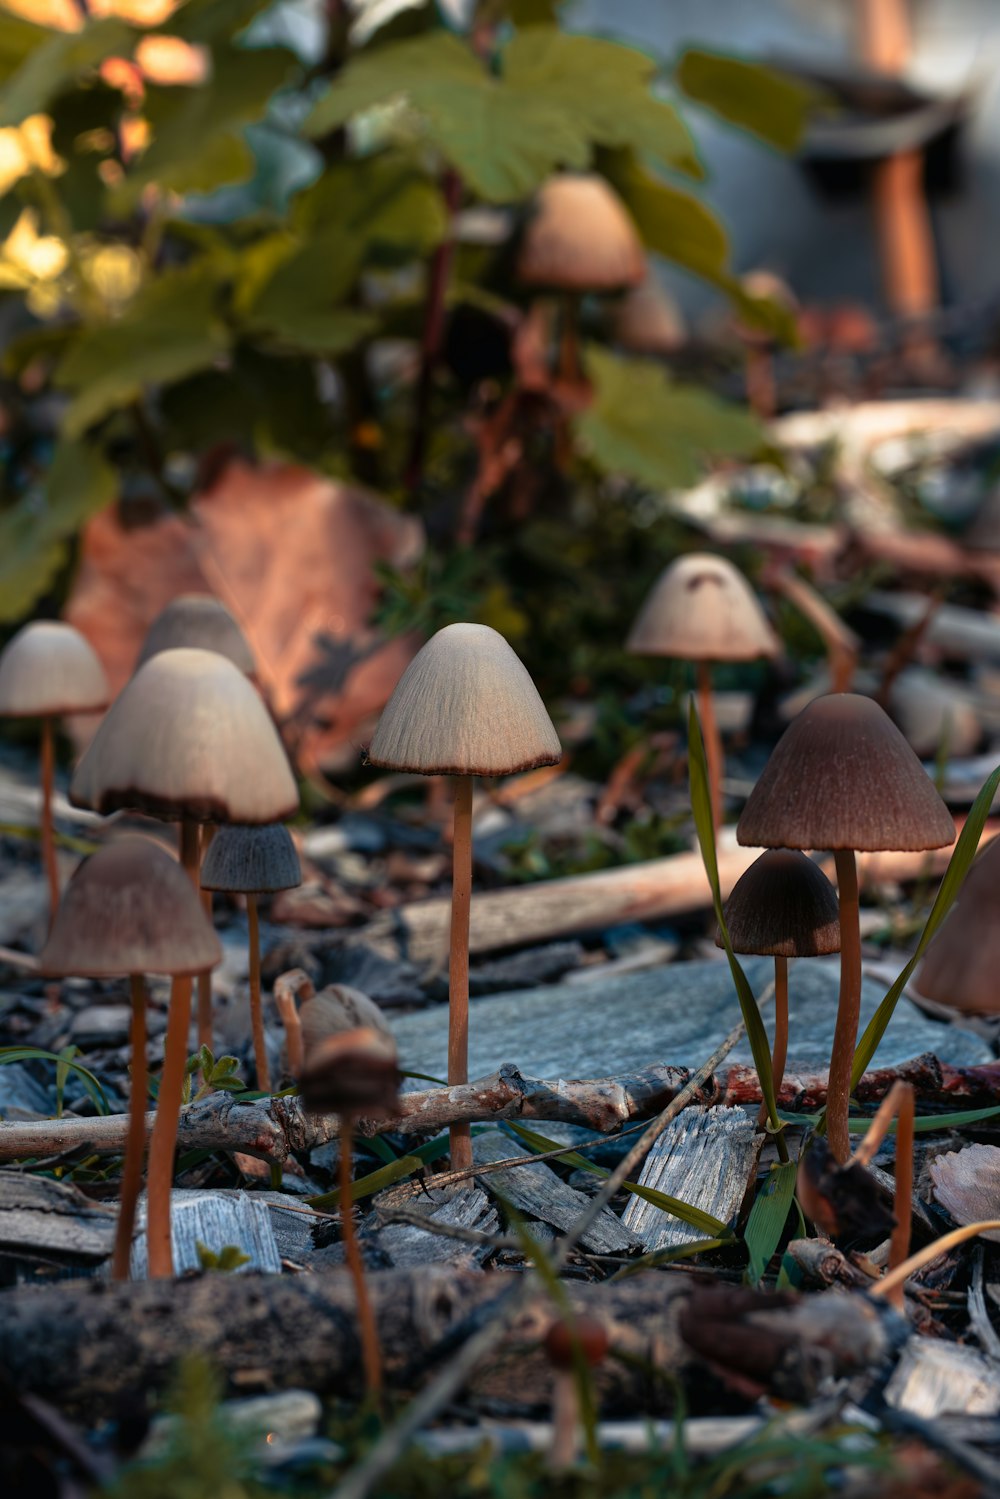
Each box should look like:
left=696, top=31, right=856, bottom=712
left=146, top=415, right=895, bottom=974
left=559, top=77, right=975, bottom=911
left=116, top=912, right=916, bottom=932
left=575, top=345, right=761, bottom=490
left=0, top=17, right=133, bottom=127
left=54, top=263, right=229, bottom=437
left=503, top=1120, right=733, bottom=1239
left=292, top=153, right=448, bottom=256
left=676, top=50, right=813, bottom=153
left=305, top=32, right=589, bottom=202
left=607, top=151, right=729, bottom=280
left=851, top=768, right=1000, bottom=1087
left=254, top=305, right=377, bottom=355
left=0, top=512, right=67, bottom=624
left=688, top=698, right=784, bottom=1150
left=306, top=1153, right=426, bottom=1211
left=745, top=1160, right=797, bottom=1286
left=503, top=29, right=701, bottom=178
left=786, top=1105, right=1000, bottom=1134
left=0, top=1045, right=109, bottom=1116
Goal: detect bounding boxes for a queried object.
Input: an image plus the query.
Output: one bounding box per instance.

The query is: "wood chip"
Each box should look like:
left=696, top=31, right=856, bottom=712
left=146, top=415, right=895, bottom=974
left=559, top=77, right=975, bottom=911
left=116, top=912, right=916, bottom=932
left=621, top=1105, right=761, bottom=1249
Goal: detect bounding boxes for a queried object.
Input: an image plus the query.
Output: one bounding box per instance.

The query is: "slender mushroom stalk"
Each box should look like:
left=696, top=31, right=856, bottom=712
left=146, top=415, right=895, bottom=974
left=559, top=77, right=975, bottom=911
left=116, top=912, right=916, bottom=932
left=366, top=623, right=561, bottom=1173
left=0, top=621, right=108, bottom=926
left=851, top=1078, right=915, bottom=1308
left=872, top=1219, right=1000, bottom=1304
left=196, top=823, right=216, bottom=1056
left=298, top=1026, right=402, bottom=1408
left=716, top=849, right=840, bottom=1131
left=627, top=554, right=779, bottom=836
left=828, top=848, right=861, bottom=1163
left=543, top=1316, right=609, bottom=1471
left=737, top=693, right=954, bottom=1167
left=245, top=894, right=269, bottom=1094
left=39, top=716, right=59, bottom=923
left=449, top=777, right=473, bottom=1170
left=38, top=839, right=220, bottom=1284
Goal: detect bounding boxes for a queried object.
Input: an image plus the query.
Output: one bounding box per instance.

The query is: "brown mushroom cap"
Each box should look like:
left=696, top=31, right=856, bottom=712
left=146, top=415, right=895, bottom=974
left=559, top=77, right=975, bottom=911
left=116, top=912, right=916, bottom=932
left=299, top=985, right=391, bottom=1053
left=914, top=836, right=1000, bottom=1015
left=737, top=693, right=956, bottom=853
left=627, top=553, right=780, bottom=662
left=298, top=1025, right=402, bottom=1116
left=40, top=837, right=222, bottom=978
left=70, top=647, right=298, bottom=824
left=516, top=174, right=645, bottom=293
left=368, top=623, right=561, bottom=777
left=0, top=621, right=108, bottom=718
left=614, top=276, right=685, bottom=355
left=136, top=594, right=254, bottom=676
left=200, top=823, right=301, bottom=894
left=715, top=849, right=841, bottom=957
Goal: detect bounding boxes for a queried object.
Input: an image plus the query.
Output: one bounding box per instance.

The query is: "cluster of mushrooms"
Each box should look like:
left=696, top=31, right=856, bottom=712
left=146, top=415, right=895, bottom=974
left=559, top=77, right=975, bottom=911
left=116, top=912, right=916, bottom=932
left=0, top=553, right=971, bottom=1314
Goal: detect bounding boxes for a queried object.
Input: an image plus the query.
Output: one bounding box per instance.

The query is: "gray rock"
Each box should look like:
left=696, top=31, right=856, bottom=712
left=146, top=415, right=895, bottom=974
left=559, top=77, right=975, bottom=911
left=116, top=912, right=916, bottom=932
left=389, top=956, right=992, bottom=1084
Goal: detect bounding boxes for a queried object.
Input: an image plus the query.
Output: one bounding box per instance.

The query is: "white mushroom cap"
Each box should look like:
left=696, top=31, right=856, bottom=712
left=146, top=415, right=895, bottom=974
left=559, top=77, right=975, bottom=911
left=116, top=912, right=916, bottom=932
left=614, top=276, right=685, bottom=355
left=627, top=554, right=780, bottom=663
left=517, top=174, right=646, bottom=293
left=136, top=594, right=254, bottom=676
left=0, top=621, right=108, bottom=718
left=200, top=823, right=301, bottom=894
left=368, top=623, right=561, bottom=777
left=40, top=836, right=222, bottom=978
left=70, top=647, right=298, bottom=823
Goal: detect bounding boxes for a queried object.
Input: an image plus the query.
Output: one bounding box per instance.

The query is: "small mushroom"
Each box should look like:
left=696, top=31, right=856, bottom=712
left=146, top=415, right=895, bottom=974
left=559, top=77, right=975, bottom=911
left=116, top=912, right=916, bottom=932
left=200, top=824, right=301, bottom=1093
left=613, top=274, right=685, bottom=356
left=543, top=1315, right=609, bottom=1470
left=0, top=621, right=108, bottom=923
left=913, top=835, right=1000, bottom=1015
left=70, top=647, right=298, bottom=1277
left=627, top=553, right=779, bottom=831
left=40, top=837, right=221, bottom=1280
left=135, top=594, right=254, bottom=676
left=368, top=623, right=560, bottom=1171
left=716, top=849, right=840, bottom=1123
left=298, top=1025, right=402, bottom=1404
left=737, top=693, right=954, bottom=1161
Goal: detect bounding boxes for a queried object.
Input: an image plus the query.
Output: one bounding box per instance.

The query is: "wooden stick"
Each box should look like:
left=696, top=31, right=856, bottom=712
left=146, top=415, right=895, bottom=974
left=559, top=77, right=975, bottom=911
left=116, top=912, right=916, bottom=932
left=449, top=777, right=473, bottom=1171
left=111, top=974, right=148, bottom=1282
left=40, top=715, right=59, bottom=926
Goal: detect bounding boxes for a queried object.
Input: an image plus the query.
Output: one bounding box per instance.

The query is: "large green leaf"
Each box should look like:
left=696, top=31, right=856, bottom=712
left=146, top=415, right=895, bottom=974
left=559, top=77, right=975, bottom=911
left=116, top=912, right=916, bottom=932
left=0, top=18, right=133, bottom=127
left=116, top=44, right=297, bottom=202
left=607, top=151, right=729, bottom=280
left=0, top=435, right=116, bottom=622
left=305, top=32, right=589, bottom=202
left=293, top=153, right=448, bottom=256
left=575, top=346, right=760, bottom=490
left=504, top=29, right=702, bottom=178
left=851, top=768, right=1000, bottom=1088
left=676, top=49, right=813, bottom=153
left=55, top=263, right=229, bottom=437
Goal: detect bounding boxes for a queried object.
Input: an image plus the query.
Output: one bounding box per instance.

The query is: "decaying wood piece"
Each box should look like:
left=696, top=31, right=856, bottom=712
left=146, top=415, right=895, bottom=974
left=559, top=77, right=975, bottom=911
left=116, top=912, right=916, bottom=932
left=0, top=1267, right=897, bottom=1419
left=885, top=1337, right=1000, bottom=1419
left=367, top=1184, right=500, bottom=1269
left=1, top=1050, right=998, bottom=1166
left=0, top=1170, right=115, bottom=1263
left=622, top=1106, right=761, bottom=1249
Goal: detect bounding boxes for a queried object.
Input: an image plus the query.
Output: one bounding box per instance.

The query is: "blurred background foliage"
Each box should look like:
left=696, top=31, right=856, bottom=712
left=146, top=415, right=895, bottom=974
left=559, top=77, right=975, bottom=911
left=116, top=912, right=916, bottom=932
left=0, top=0, right=811, bottom=709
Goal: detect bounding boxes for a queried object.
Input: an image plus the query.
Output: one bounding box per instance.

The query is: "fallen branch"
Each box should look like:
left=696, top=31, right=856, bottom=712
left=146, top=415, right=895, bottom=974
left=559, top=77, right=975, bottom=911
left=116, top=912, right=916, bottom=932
left=0, top=1261, right=895, bottom=1421
left=0, top=1051, right=993, bottom=1166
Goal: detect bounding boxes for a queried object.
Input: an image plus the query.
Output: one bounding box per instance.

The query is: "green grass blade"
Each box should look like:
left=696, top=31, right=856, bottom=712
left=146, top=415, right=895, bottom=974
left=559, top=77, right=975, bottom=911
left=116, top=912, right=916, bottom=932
left=0, top=1045, right=110, bottom=1115
left=744, top=1159, right=797, bottom=1286
left=503, top=1120, right=733, bottom=1239
left=851, top=764, right=1000, bottom=1089
left=611, top=1237, right=729, bottom=1279
left=784, top=1104, right=1000, bottom=1134
left=688, top=699, right=783, bottom=1153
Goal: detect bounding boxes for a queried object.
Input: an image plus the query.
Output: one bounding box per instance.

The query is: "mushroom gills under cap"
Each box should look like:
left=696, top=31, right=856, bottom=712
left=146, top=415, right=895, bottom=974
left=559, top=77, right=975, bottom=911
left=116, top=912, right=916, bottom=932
left=0, top=621, right=108, bottom=718
left=368, top=622, right=561, bottom=777
left=717, top=849, right=841, bottom=957
left=136, top=594, right=255, bottom=675
left=516, top=174, right=645, bottom=292
left=737, top=693, right=956, bottom=853
left=627, top=553, right=779, bottom=663
left=69, top=646, right=298, bottom=824
left=40, top=837, right=222, bottom=978
left=200, top=823, right=301, bottom=894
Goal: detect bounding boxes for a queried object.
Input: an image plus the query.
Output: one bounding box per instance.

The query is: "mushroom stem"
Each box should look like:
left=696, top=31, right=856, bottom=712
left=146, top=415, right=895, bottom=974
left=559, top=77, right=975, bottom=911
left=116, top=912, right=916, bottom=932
left=276, top=988, right=305, bottom=1079
left=449, top=776, right=474, bottom=1172
left=246, top=893, right=271, bottom=1094
left=111, top=972, right=148, bottom=1282
left=549, top=1370, right=579, bottom=1470
left=40, top=715, right=59, bottom=925
left=851, top=1078, right=915, bottom=1310
left=758, top=955, right=789, bottom=1129
left=695, top=659, right=723, bottom=833
left=828, top=848, right=862, bottom=1162
left=145, top=820, right=201, bottom=1279
left=872, top=1219, right=1000, bottom=1303
left=196, top=824, right=215, bottom=1057
left=339, top=1116, right=383, bottom=1401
